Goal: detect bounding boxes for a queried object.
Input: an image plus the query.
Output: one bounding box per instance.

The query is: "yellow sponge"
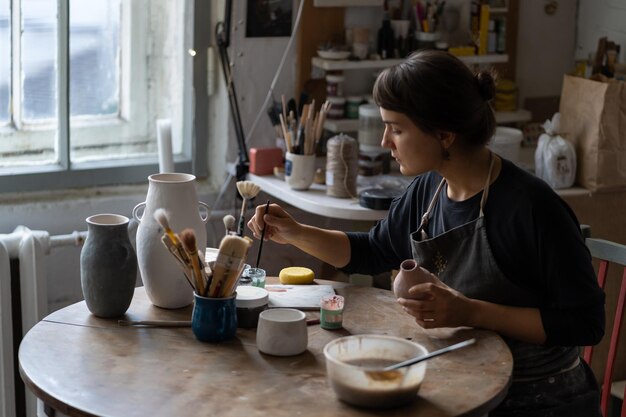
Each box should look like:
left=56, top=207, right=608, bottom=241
left=279, top=267, right=315, bottom=285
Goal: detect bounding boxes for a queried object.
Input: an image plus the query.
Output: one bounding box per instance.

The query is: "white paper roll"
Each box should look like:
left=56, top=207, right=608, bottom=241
left=156, top=119, right=174, bottom=173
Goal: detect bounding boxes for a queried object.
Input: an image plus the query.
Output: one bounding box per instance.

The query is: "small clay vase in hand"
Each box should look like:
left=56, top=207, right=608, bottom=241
left=393, top=259, right=434, bottom=300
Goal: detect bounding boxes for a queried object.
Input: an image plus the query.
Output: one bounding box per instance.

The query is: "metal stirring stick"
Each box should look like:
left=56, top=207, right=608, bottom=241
left=383, top=338, right=477, bottom=371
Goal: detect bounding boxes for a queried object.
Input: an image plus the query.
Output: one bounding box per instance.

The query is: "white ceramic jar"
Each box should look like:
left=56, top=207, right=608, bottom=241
left=133, top=173, right=209, bottom=309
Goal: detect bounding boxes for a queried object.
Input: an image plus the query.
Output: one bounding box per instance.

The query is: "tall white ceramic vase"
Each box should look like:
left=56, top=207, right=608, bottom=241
left=133, top=173, right=209, bottom=308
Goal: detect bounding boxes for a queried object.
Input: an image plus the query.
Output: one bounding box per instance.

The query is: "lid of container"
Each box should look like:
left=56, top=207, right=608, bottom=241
left=346, top=95, right=362, bottom=102
left=236, top=286, right=269, bottom=308
left=358, top=103, right=381, bottom=117
left=327, top=96, right=346, bottom=104
left=325, top=74, right=345, bottom=83
left=359, top=187, right=403, bottom=210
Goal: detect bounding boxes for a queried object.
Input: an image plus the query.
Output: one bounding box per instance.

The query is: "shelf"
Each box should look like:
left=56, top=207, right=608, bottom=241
left=324, top=109, right=532, bottom=133
left=494, top=109, right=532, bottom=124
left=458, top=54, right=509, bottom=65
left=324, top=118, right=359, bottom=132
left=313, top=0, right=383, bottom=6
left=312, top=57, right=403, bottom=71
left=248, top=173, right=388, bottom=221
left=312, top=54, right=508, bottom=71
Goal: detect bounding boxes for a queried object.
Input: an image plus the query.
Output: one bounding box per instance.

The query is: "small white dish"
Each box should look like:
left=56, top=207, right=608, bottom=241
left=256, top=308, right=308, bottom=356
left=317, top=49, right=351, bottom=60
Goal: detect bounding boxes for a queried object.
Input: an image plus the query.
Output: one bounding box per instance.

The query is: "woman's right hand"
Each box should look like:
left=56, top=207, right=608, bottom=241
left=247, top=203, right=300, bottom=245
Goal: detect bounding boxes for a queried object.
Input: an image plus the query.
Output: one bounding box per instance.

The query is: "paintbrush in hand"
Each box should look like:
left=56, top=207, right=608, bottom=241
left=255, top=200, right=271, bottom=269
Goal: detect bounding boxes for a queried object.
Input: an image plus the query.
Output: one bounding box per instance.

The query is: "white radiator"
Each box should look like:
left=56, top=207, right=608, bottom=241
left=0, top=227, right=87, bottom=417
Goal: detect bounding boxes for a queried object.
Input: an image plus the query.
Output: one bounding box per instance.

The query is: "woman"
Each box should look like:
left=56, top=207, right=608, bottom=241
left=247, top=50, right=604, bottom=416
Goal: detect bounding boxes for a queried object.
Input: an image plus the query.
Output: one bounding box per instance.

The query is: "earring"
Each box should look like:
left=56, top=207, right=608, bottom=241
left=441, top=148, right=450, bottom=160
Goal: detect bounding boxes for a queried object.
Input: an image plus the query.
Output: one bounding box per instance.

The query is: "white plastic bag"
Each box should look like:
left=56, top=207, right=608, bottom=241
left=534, top=113, right=577, bottom=189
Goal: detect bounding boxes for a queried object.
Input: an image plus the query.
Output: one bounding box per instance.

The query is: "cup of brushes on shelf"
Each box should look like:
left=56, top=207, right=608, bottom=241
left=278, top=99, right=331, bottom=191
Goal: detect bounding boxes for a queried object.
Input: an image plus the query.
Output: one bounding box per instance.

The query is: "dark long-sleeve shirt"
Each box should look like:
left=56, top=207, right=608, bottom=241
left=343, top=159, right=605, bottom=347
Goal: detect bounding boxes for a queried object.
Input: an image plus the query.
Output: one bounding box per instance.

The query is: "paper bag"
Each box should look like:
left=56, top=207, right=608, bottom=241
left=559, top=74, right=626, bottom=191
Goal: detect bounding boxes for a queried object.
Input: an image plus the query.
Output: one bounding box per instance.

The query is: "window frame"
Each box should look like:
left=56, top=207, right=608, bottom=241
left=0, top=0, right=208, bottom=193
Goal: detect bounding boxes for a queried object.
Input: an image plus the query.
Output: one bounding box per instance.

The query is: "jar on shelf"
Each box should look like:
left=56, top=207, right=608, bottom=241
left=327, top=96, right=346, bottom=119
left=415, top=31, right=441, bottom=51
left=345, top=96, right=363, bottom=119
left=325, top=74, right=345, bottom=97
left=358, top=103, right=384, bottom=151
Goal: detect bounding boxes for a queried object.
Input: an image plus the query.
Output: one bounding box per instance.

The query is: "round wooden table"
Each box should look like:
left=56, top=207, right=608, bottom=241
left=19, top=279, right=512, bottom=417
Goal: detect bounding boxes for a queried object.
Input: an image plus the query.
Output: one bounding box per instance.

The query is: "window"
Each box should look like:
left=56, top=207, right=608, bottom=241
left=0, top=0, right=207, bottom=192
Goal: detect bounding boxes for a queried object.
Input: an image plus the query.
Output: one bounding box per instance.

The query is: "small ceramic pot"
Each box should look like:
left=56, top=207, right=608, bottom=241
left=256, top=308, right=307, bottom=356
left=393, top=259, right=434, bottom=300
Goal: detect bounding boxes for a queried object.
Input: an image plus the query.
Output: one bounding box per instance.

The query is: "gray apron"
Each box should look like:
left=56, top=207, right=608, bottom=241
left=410, top=156, right=600, bottom=417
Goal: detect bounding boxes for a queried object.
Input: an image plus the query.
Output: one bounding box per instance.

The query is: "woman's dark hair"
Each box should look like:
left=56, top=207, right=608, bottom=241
left=373, top=50, right=497, bottom=149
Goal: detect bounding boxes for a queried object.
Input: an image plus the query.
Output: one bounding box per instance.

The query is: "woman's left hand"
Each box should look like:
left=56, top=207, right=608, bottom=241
left=397, top=274, right=474, bottom=329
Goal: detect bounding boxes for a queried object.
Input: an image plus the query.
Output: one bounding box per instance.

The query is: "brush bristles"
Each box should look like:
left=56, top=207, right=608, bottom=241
left=179, top=228, right=197, bottom=254
left=154, top=207, right=180, bottom=245
left=208, top=235, right=252, bottom=297
left=236, top=181, right=261, bottom=200
left=223, top=214, right=236, bottom=229
left=153, top=208, right=171, bottom=231
left=179, top=228, right=205, bottom=295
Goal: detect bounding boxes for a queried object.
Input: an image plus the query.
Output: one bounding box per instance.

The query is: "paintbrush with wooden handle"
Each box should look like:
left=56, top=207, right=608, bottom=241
left=208, top=235, right=252, bottom=297
left=118, top=319, right=191, bottom=327
left=180, top=228, right=205, bottom=296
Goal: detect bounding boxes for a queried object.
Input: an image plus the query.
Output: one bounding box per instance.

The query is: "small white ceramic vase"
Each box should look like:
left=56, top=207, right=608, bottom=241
left=133, top=173, right=209, bottom=309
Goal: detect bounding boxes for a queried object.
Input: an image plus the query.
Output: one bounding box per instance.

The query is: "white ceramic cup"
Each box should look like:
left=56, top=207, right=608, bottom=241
left=352, top=42, right=369, bottom=60
left=285, top=152, right=316, bottom=190
left=391, top=20, right=411, bottom=39
left=256, top=308, right=308, bottom=356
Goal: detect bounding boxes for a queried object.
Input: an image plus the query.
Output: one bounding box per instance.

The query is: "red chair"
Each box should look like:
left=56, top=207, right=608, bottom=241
left=583, top=238, right=626, bottom=417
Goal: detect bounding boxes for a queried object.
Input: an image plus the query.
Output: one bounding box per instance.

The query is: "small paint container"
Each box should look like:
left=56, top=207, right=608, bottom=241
left=345, top=96, right=363, bottom=119
left=325, top=74, right=345, bottom=97
left=320, top=294, right=345, bottom=330
left=241, top=266, right=266, bottom=288
left=236, top=286, right=269, bottom=329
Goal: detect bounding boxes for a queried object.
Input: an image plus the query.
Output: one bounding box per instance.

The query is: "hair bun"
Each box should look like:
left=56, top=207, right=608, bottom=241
left=474, top=71, right=496, bottom=101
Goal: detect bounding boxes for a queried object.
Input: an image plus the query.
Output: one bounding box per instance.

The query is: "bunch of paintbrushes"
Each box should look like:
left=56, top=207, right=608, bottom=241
left=278, top=96, right=331, bottom=156
left=155, top=208, right=252, bottom=298
left=207, top=234, right=252, bottom=297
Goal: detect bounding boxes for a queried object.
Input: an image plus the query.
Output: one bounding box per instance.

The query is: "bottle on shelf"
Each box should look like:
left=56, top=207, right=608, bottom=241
left=377, top=12, right=395, bottom=59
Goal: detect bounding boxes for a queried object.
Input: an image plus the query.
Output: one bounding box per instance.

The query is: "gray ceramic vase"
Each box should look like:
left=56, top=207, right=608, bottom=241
left=81, top=214, right=137, bottom=318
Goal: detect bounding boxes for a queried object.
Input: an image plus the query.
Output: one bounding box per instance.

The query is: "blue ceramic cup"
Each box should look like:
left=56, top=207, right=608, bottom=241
left=191, top=293, right=237, bottom=343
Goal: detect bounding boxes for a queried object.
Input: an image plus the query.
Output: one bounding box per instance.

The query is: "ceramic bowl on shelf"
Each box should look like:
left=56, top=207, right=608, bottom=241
left=317, top=49, right=351, bottom=60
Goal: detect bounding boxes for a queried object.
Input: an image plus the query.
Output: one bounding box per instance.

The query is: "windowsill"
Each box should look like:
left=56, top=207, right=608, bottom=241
left=0, top=177, right=217, bottom=206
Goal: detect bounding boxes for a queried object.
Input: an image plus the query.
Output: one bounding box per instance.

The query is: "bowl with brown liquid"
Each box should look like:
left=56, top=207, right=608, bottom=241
left=323, top=334, right=428, bottom=408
